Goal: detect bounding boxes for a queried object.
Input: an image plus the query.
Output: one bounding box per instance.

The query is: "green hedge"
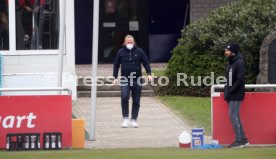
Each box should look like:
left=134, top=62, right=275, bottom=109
left=161, top=0, right=276, bottom=96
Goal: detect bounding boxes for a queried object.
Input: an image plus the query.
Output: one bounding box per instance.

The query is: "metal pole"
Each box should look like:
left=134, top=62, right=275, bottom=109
left=57, top=0, right=66, bottom=92
left=183, top=1, right=189, bottom=28
left=90, top=0, right=100, bottom=140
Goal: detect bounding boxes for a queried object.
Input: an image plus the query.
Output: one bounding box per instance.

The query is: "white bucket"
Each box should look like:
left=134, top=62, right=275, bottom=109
left=178, top=131, right=191, bottom=148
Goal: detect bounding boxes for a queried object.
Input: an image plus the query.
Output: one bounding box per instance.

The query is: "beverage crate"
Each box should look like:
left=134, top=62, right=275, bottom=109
left=43, top=132, right=62, bottom=150
left=6, top=133, right=40, bottom=151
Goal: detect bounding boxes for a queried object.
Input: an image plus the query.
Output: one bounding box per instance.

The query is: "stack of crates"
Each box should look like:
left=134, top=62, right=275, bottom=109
left=6, top=132, right=62, bottom=151
left=6, top=133, right=40, bottom=151
left=43, top=132, right=62, bottom=150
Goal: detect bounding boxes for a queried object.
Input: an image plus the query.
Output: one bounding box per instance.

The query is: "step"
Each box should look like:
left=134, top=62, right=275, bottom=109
left=77, top=77, right=115, bottom=85
left=77, top=84, right=153, bottom=91
left=77, top=77, right=152, bottom=85
left=77, top=90, right=155, bottom=97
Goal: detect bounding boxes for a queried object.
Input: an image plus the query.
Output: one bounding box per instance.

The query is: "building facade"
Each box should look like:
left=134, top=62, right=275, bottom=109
left=190, top=0, right=234, bottom=22
left=0, top=0, right=76, bottom=98
left=75, top=0, right=189, bottom=64
left=0, top=0, right=233, bottom=98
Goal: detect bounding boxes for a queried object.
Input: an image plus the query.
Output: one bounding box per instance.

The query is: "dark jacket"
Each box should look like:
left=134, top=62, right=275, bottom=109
left=113, top=45, right=151, bottom=80
left=224, top=53, right=246, bottom=101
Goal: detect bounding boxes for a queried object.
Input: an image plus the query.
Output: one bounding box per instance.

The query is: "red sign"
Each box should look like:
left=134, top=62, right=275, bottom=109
left=212, top=92, right=276, bottom=145
left=0, top=95, right=72, bottom=149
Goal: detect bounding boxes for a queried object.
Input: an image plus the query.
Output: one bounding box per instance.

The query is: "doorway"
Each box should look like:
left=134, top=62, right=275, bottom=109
left=99, top=0, right=148, bottom=63
left=75, top=0, right=148, bottom=64
left=74, top=0, right=188, bottom=64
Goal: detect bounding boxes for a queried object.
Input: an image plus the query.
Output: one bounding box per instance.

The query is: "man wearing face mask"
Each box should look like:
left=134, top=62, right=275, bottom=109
left=113, top=34, right=153, bottom=128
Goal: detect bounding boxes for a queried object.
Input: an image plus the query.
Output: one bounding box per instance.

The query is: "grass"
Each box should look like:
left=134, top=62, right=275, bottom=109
left=159, top=96, right=211, bottom=135
left=1, top=147, right=276, bottom=159
left=152, top=70, right=166, bottom=77
left=142, top=69, right=166, bottom=77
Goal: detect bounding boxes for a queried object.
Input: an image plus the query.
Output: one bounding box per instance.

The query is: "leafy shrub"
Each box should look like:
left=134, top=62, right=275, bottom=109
left=160, top=0, right=276, bottom=96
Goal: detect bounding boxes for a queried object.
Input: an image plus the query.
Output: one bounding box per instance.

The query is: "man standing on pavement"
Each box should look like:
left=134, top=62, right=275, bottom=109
left=224, top=43, right=249, bottom=148
left=113, top=34, right=153, bottom=128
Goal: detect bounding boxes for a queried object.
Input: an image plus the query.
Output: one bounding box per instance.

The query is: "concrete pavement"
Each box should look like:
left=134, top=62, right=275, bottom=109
left=73, top=64, right=205, bottom=149
left=73, top=97, right=191, bottom=149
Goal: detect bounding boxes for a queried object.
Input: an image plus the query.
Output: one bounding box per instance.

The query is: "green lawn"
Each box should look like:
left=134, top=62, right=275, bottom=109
left=159, top=96, right=211, bottom=135
left=1, top=148, right=276, bottom=159
left=143, top=69, right=166, bottom=77
left=152, top=70, right=166, bottom=77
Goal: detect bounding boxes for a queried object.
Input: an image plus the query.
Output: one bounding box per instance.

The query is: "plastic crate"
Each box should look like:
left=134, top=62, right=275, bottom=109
left=43, top=132, right=62, bottom=150
left=23, top=133, right=41, bottom=150
left=6, top=134, right=24, bottom=151
left=6, top=133, right=40, bottom=151
left=191, top=128, right=204, bottom=148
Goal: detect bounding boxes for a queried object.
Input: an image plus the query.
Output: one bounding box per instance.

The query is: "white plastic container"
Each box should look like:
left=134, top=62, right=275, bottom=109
left=178, top=131, right=191, bottom=148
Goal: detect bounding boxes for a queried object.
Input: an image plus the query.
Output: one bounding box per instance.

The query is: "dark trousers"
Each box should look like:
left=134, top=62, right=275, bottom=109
left=228, top=101, right=246, bottom=141
left=121, top=82, right=142, bottom=120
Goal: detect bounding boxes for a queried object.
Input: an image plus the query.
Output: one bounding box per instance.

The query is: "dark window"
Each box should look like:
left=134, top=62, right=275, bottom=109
left=148, top=0, right=189, bottom=62
left=16, top=0, right=59, bottom=50
left=149, top=0, right=188, bottom=34
left=103, top=0, right=137, bottom=22
left=0, top=0, right=9, bottom=50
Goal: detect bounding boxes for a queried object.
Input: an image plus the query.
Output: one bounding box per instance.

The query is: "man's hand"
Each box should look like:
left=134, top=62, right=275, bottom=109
left=147, top=75, right=153, bottom=83
left=113, top=79, right=119, bottom=85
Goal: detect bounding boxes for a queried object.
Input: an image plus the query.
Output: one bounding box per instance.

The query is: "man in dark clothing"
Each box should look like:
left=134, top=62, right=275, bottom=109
left=224, top=43, right=249, bottom=148
left=113, top=34, right=152, bottom=128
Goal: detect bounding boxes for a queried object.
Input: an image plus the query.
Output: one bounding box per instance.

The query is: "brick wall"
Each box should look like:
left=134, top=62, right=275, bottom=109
left=190, top=0, right=235, bottom=22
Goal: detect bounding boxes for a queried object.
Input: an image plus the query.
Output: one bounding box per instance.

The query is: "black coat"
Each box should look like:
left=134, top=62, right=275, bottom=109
left=113, top=46, right=151, bottom=80
left=224, top=53, right=246, bottom=101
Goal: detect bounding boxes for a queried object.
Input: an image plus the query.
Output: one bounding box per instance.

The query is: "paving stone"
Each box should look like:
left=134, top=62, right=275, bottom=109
left=73, top=97, right=192, bottom=149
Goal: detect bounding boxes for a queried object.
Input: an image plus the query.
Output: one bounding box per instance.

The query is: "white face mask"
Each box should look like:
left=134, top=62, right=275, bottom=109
left=126, top=44, right=134, bottom=50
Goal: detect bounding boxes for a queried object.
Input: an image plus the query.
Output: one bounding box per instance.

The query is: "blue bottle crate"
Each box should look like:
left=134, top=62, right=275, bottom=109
left=191, top=128, right=204, bottom=148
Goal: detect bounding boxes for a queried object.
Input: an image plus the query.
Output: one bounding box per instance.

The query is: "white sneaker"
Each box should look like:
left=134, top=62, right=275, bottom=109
left=131, top=120, right=138, bottom=128
left=121, top=119, right=129, bottom=128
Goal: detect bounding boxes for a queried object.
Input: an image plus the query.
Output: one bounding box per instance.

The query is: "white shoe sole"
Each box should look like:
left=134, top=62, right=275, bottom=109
left=121, top=124, right=129, bottom=128
left=243, top=142, right=250, bottom=146
left=121, top=119, right=129, bottom=128
left=231, top=145, right=244, bottom=148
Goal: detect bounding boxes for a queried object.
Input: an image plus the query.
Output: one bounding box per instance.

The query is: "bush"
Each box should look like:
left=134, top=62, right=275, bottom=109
left=161, top=0, right=276, bottom=96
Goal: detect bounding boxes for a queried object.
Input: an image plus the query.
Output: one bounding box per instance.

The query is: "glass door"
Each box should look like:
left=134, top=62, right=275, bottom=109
left=99, top=0, right=148, bottom=63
